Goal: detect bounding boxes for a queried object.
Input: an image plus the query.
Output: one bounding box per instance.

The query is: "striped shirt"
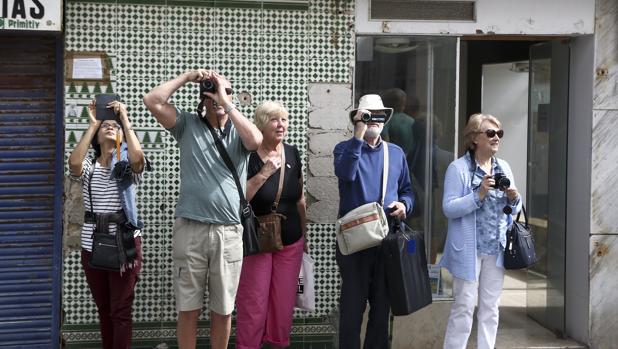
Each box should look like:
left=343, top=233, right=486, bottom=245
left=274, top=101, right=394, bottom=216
left=78, top=157, right=140, bottom=251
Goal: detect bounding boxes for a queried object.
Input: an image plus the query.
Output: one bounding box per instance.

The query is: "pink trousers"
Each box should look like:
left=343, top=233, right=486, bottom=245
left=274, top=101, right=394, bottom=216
left=235, top=236, right=304, bottom=349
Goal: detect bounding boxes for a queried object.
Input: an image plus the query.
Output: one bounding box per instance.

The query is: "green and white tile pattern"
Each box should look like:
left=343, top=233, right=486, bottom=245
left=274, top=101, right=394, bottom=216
left=63, top=0, right=353, bottom=345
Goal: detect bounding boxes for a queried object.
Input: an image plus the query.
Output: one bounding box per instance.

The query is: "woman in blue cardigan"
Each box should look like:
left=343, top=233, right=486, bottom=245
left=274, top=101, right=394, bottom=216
left=439, top=113, right=522, bottom=349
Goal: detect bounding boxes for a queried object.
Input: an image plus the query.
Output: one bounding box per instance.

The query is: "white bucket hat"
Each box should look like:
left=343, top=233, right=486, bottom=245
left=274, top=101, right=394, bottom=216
left=349, top=94, right=394, bottom=124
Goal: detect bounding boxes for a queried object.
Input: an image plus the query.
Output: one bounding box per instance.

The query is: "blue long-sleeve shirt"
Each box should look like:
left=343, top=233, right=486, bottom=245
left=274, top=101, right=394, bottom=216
left=471, top=157, right=521, bottom=255
left=333, top=137, right=414, bottom=217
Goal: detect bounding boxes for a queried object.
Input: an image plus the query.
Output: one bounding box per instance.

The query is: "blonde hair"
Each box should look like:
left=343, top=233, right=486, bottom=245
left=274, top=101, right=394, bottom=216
left=463, top=113, right=502, bottom=151
left=253, top=101, right=288, bottom=131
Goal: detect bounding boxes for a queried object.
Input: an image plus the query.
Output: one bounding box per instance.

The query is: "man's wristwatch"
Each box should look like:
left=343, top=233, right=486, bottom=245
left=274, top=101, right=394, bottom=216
left=224, top=102, right=236, bottom=114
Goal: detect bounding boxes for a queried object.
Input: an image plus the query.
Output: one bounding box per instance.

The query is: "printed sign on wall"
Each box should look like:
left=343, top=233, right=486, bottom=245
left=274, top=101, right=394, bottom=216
left=0, top=0, right=62, bottom=32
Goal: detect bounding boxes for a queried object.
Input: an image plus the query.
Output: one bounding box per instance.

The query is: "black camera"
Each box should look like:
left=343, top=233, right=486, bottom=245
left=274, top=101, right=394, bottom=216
left=199, top=79, right=233, bottom=98
left=200, top=80, right=216, bottom=94
left=492, top=173, right=511, bottom=191
left=358, top=112, right=386, bottom=123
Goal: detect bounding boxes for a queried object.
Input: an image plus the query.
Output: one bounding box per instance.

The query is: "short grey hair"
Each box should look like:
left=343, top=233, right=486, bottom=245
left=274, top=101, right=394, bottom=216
left=254, top=101, right=288, bottom=131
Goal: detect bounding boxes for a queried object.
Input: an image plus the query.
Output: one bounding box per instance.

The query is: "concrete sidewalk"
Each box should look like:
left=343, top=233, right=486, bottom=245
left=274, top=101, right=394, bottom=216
left=389, top=270, right=585, bottom=349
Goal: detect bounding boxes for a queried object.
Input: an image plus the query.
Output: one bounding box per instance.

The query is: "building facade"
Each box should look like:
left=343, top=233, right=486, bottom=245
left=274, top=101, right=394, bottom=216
left=1, top=0, right=616, bottom=348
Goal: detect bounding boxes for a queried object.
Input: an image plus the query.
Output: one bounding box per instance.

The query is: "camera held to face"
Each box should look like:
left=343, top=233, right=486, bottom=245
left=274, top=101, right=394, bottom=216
left=492, top=173, right=511, bottom=191
left=199, top=79, right=233, bottom=99
left=200, top=80, right=217, bottom=94
left=359, top=112, right=387, bottom=123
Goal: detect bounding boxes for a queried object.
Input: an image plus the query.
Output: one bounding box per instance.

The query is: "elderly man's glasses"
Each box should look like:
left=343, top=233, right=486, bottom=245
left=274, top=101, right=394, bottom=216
left=101, top=123, right=121, bottom=131
left=479, top=129, right=504, bottom=138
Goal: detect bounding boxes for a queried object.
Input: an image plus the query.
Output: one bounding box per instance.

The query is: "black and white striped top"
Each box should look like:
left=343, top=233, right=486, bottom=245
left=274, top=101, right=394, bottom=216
left=78, top=157, right=141, bottom=251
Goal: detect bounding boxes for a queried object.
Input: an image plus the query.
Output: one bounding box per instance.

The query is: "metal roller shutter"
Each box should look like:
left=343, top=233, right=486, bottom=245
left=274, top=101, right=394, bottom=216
left=0, top=35, right=63, bottom=349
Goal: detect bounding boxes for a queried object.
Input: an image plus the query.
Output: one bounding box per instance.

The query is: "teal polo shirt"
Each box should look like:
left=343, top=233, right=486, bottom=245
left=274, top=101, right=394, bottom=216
left=168, top=107, right=250, bottom=224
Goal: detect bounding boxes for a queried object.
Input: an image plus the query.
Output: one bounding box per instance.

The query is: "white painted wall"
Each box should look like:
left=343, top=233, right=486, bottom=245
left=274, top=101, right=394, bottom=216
left=356, top=0, right=594, bottom=35
left=481, top=62, right=529, bottom=204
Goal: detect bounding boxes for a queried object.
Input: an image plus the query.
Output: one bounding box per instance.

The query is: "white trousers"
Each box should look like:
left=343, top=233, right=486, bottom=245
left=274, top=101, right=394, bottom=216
left=443, top=254, right=505, bottom=349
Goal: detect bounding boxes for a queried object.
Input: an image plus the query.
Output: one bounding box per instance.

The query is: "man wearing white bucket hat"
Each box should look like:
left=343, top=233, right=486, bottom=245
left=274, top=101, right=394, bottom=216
left=333, top=94, right=414, bottom=348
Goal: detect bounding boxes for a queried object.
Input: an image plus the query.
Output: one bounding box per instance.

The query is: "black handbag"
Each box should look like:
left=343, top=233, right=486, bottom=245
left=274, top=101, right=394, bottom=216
left=86, top=165, right=123, bottom=271
left=90, top=231, right=122, bottom=271
left=201, top=115, right=260, bottom=256
left=504, top=205, right=538, bottom=270
left=382, top=218, right=432, bottom=316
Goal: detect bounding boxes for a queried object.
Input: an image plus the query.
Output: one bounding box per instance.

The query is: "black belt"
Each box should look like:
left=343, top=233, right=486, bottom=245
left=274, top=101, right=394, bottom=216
left=84, top=210, right=127, bottom=237
left=84, top=210, right=126, bottom=224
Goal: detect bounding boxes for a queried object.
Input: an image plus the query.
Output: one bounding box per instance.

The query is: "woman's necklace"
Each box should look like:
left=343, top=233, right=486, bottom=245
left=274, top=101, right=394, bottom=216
left=258, top=144, right=281, bottom=163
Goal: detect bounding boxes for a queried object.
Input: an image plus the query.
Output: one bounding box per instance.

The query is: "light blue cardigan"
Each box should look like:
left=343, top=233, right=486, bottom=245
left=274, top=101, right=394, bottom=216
left=438, top=152, right=522, bottom=282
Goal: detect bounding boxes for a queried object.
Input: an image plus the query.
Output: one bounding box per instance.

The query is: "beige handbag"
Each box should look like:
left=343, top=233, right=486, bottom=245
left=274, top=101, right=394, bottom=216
left=336, top=142, right=390, bottom=255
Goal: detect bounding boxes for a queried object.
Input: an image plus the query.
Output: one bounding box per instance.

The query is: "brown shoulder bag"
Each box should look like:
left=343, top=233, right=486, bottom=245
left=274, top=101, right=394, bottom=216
left=257, top=146, right=287, bottom=252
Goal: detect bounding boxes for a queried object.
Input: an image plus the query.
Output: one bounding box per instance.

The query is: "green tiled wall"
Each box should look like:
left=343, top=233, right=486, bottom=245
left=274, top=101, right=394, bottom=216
left=62, top=0, right=353, bottom=346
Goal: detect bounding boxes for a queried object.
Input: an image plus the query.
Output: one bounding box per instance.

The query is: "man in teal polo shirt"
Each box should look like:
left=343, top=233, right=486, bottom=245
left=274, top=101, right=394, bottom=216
left=144, top=69, right=262, bottom=349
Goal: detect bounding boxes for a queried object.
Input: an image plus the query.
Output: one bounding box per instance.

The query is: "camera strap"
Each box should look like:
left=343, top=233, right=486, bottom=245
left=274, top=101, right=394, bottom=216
left=468, top=150, right=501, bottom=186
left=468, top=150, right=513, bottom=221
left=198, top=108, right=249, bottom=207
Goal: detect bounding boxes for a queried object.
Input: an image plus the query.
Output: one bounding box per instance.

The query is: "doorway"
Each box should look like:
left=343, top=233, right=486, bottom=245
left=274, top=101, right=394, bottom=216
left=461, top=39, right=569, bottom=336
left=353, top=35, right=577, bottom=346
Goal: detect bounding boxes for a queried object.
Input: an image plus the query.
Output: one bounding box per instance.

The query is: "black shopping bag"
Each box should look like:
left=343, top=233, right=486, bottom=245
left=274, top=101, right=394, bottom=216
left=382, top=219, right=432, bottom=316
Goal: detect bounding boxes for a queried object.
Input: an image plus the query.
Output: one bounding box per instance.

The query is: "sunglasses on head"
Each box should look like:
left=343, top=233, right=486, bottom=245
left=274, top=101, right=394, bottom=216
left=480, top=129, right=504, bottom=138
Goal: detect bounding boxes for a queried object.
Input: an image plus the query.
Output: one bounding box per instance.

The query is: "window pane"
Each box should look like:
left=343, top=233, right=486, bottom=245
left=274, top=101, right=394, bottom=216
left=355, top=36, right=457, bottom=297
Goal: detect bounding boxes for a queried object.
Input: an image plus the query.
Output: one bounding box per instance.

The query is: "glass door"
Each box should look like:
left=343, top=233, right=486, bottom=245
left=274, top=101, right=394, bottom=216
left=526, top=41, right=569, bottom=335
left=355, top=36, right=457, bottom=298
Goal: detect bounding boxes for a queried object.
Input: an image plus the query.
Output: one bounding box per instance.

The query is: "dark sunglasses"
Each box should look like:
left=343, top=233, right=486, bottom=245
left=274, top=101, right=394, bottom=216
left=480, top=129, right=504, bottom=138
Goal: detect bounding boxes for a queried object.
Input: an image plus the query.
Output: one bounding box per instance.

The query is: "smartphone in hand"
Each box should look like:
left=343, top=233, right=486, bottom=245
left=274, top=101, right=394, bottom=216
left=95, top=94, right=121, bottom=120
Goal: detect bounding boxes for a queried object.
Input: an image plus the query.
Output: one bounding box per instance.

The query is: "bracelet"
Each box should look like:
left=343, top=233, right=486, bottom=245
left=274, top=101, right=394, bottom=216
left=223, top=102, right=236, bottom=114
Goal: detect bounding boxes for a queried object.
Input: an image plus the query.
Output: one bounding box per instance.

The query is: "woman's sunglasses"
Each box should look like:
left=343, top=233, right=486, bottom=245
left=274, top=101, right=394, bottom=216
left=479, top=129, right=504, bottom=138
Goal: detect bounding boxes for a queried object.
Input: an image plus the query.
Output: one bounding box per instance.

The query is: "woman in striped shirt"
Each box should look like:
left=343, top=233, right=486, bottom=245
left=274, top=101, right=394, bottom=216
left=68, top=99, right=145, bottom=349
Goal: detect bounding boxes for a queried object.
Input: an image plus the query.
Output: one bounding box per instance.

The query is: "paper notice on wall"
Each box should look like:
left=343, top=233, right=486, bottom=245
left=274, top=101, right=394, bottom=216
left=428, top=264, right=441, bottom=297
left=72, top=58, right=103, bottom=80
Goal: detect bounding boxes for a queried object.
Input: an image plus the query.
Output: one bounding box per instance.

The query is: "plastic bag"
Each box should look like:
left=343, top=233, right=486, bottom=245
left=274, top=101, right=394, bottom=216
left=295, top=252, right=315, bottom=311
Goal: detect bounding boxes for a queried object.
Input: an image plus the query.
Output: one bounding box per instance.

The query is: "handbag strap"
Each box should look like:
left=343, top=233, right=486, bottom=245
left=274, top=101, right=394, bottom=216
left=381, top=141, right=389, bottom=206
left=272, top=144, right=286, bottom=212
left=516, top=204, right=529, bottom=227
left=87, top=158, right=96, bottom=213
left=199, top=114, right=248, bottom=206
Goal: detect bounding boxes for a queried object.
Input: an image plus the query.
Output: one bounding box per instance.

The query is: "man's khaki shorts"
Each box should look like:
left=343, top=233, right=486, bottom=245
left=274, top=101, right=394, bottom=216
left=172, top=217, right=243, bottom=315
